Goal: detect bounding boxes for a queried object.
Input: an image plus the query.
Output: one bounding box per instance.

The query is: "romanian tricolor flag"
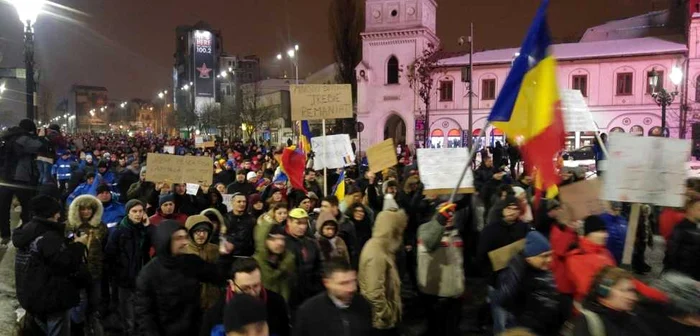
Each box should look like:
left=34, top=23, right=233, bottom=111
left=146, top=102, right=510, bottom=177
left=299, top=121, right=313, bottom=154
left=279, top=145, right=307, bottom=192
left=488, top=0, right=565, bottom=203
left=332, top=170, right=346, bottom=202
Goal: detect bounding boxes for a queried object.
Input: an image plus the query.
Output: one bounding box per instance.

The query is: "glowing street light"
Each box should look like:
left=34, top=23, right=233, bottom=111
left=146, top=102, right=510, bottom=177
left=0, top=82, right=5, bottom=94
left=11, top=0, right=46, bottom=120
left=277, top=44, right=300, bottom=84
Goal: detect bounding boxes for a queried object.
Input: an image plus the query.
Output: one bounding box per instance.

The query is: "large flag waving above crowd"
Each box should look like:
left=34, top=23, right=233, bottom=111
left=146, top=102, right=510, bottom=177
left=487, top=0, right=565, bottom=200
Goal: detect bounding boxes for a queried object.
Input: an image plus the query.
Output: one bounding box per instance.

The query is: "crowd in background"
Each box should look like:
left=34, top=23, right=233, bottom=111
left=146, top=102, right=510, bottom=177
left=1, top=119, right=699, bottom=336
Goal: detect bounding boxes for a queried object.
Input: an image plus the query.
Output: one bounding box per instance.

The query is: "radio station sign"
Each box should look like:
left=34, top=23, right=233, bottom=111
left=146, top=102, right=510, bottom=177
left=193, top=30, right=216, bottom=98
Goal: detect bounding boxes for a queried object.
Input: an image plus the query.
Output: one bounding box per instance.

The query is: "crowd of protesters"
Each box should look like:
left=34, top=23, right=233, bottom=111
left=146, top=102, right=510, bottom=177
left=1, top=119, right=699, bottom=336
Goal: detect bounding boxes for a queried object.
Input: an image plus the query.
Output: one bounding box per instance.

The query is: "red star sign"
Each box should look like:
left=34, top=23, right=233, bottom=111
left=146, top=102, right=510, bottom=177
left=197, top=63, right=212, bottom=78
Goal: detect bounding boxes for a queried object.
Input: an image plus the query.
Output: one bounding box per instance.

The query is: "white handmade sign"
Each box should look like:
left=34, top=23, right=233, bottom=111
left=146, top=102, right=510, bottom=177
left=311, top=134, right=355, bottom=170
left=186, top=183, right=200, bottom=196
left=416, top=148, right=474, bottom=195
left=602, top=133, right=690, bottom=207
left=559, top=89, right=598, bottom=132
left=221, top=194, right=234, bottom=212
left=163, top=146, right=175, bottom=154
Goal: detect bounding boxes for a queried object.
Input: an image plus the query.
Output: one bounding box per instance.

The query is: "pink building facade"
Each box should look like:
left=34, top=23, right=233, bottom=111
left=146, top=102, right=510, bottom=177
left=357, top=0, right=700, bottom=151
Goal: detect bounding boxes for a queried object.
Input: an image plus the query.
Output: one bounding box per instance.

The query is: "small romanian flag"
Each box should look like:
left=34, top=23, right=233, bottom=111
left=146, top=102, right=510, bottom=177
left=332, top=170, right=345, bottom=202
left=299, top=121, right=313, bottom=154
left=487, top=0, right=566, bottom=199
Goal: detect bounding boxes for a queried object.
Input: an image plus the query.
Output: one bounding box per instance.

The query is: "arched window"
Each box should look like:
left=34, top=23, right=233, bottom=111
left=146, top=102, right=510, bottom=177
left=387, top=56, right=399, bottom=84
left=695, top=76, right=700, bottom=102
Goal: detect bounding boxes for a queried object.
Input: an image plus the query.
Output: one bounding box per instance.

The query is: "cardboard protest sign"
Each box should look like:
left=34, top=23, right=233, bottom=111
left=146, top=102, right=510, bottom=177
left=558, top=179, right=607, bottom=221
left=367, top=139, right=397, bottom=173
left=145, top=153, right=213, bottom=186
left=602, top=133, right=690, bottom=207
left=290, top=84, right=353, bottom=121
left=417, top=148, right=474, bottom=195
left=311, top=134, right=355, bottom=170
left=559, top=89, right=598, bottom=132
left=488, top=239, right=525, bottom=271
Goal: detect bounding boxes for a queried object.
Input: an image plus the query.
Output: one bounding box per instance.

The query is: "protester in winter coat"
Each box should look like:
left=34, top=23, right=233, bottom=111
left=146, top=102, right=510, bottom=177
left=201, top=207, right=226, bottom=245
left=254, top=202, right=288, bottom=253
left=304, top=169, right=324, bottom=199
left=599, top=202, right=628, bottom=265
left=183, top=215, right=221, bottom=310
left=493, top=232, right=572, bottom=336
left=117, top=160, right=140, bottom=203
left=660, top=206, right=685, bottom=241
left=637, top=272, right=700, bottom=335
left=223, top=193, right=256, bottom=258
left=96, top=160, right=117, bottom=187
left=294, top=261, right=373, bottom=336
left=104, top=199, right=151, bottom=334
left=220, top=294, right=269, bottom=336
left=346, top=202, right=373, bottom=253
left=134, top=220, right=226, bottom=336
left=565, top=215, right=615, bottom=302
left=13, top=195, right=89, bottom=335
left=66, top=172, right=101, bottom=206
left=572, top=267, right=653, bottom=336
left=172, top=183, right=205, bottom=216
left=321, top=196, right=358, bottom=265
left=315, top=210, right=351, bottom=264
left=416, top=202, right=466, bottom=335
left=93, top=184, right=125, bottom=232
left=226, top=169, right=255, bottom=195
left=358, top=208, right=408, bottom=333
left=247, top=193, right=266, bottom=218
left=478, top=195, right=530, bottom=334
left=549, top=204, right=579, bottom=295
left=52, top=150, right=74, bottom=191
left=253, top=224, right=296, bottom=302
left=67, top=194, right=108, bottom=330
left=284, top=208, right=323, bottom=309
left=149, top=193, right=188, bottom=227
left=126, top=166, right=160, bottom=216
left=205, top=186, right=229, bottom=217
left=200, top=258, right=290, bottom=336
left=664, top=195, right=700, bottom=281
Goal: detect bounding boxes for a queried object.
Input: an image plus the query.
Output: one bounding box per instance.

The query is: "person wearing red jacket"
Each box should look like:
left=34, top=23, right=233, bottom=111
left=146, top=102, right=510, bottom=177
left=550, top=214, right=579, bottom=295
left=659, top=207, right=685, bottom=241
left=567, top=216, right=668, bottom=304
left=148, top=193, right=188, bottom=227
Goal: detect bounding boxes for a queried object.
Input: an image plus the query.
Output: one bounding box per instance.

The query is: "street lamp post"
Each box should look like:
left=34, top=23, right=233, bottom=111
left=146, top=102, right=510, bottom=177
left=277, top=44, right=300, bottom=84
left=12, top=0, right=46, bottom=121
left=650, top=67, right=683, bottom=136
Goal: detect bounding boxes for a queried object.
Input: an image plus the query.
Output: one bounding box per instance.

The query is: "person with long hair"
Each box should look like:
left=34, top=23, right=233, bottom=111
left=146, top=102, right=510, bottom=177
left=254, top=202, right=288, bottom=253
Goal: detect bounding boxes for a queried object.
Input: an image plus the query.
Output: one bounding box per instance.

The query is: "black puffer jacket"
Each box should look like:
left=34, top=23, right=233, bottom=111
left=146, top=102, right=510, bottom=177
left=105, top=216, right=151, bottom=288
left=572, top=303, right=654, bottom=336
left=664, top=219, right=700, bottom=280
left=13, top=217, right=87, bottom=315
left=135, top=220, right=225, bottom=336
left=224, top=212, right=255, bottom=257
left=284, top=230, right=323, bottom=309
left=492, top=254, right=571, bottom=335
left=1, top=126, right=47, bottom=184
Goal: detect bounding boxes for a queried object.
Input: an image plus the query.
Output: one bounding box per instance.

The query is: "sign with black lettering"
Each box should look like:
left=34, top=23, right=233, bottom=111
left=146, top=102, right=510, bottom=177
left=290, top=84, right=353, bottom=121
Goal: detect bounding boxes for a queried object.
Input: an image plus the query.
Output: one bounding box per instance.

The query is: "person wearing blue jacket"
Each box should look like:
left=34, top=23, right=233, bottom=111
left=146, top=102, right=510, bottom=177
left=95, top=184, right=126, bottom=231
left=52, top=149, right=75, bottom=192
left=599, top=201, right=628, bottom=264
left=67, top=172, right=101, bottom=206
left=97, top=160, right=117, bottom=186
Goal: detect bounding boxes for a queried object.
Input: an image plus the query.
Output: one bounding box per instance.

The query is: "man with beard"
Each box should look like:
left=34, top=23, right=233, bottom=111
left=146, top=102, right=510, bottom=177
left=294, top=261, right=373, bottom=336
left=304, top=169, right=324, bottom=198
left=134, top=220, right=227, bottom=336
left=201, top=258, right=290, bottom=336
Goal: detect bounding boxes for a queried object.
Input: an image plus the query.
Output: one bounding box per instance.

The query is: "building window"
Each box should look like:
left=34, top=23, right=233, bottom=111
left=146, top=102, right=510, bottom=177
left=482, top=78, right=496, bottom=100
left=616, top=72, right=633, bottom=96
left=439, top=80, right=454, bottom=101
left=646, top=70, right=664, bottom=94
left=572, top=74, right=588, bottom=97
left=696, top=76, right=700, bottom=102
left=387, top=56, right=399, bottom=84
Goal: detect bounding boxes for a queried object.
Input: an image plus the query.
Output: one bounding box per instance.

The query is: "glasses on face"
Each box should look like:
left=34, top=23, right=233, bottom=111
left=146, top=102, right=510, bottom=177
left=233, top=281, right=261, bottom=295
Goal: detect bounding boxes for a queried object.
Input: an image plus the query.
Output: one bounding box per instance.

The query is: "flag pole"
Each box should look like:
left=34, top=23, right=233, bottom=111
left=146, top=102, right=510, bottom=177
left=322, top=118, right=327, bottom=195
left=449, top=124, right=488, bottom=203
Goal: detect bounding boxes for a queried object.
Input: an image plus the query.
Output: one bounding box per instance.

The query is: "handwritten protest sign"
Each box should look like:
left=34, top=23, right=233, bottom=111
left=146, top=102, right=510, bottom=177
left=559, top=179, right=607, bottom=222
left=163, top=146, right=175, bottom=154
left=290, top=84, right=353, bottom=121
left=367, top=139, right=397, bottom=173
left=417, top=148, right=474, bottom=195
left=489, top=239, right=525, bottom=271
left=145, top=153, right=213, bottom=186
left=185, top=183, right=200, bottom=196
left=602, top=133, right=690, bottom=207
left=559, top=89, right=598, bottom=132
left=221, top=194, right=234, bottom=213
left=311, top=134, right=355, bottom=170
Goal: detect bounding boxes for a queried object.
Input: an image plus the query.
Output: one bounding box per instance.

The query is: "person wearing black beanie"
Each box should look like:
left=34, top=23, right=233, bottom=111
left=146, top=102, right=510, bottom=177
left=13, top=194, right=89, bottom=335
left=224, top=294, right=268, bottom=335
left=564, top=215, right=615, bottom=302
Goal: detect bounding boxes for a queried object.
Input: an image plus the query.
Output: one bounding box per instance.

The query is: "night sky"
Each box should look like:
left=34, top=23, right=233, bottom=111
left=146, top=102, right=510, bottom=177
left=0, top=0, right=662, bottom=123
